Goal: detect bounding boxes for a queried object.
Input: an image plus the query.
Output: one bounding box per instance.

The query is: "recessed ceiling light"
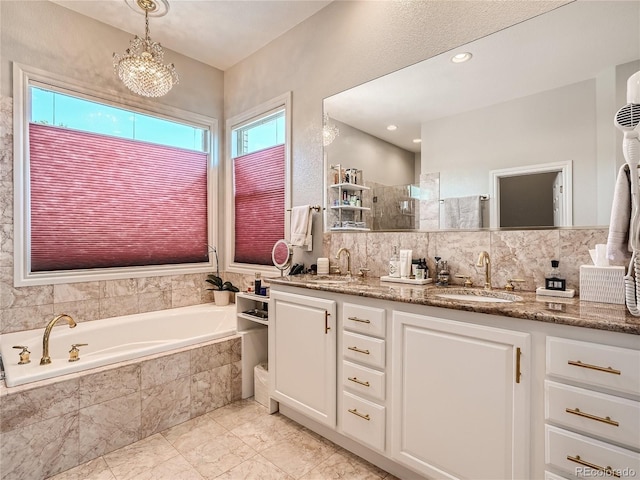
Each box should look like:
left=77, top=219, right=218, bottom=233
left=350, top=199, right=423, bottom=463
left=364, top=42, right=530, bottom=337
left=387, top=125, right=398, bottom=131
left=413, top=138, right=422, bottom=144
left=451, top=52, right=472, bottom=63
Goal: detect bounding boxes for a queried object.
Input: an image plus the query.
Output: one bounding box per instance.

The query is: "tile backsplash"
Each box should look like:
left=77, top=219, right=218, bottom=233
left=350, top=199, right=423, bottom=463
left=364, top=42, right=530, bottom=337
left=324, top=227, right=612, bottom=294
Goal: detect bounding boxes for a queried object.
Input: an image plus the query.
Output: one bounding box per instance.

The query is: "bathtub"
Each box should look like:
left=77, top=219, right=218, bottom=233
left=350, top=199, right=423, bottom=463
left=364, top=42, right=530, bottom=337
left=0, top=303, right=237, bottom=387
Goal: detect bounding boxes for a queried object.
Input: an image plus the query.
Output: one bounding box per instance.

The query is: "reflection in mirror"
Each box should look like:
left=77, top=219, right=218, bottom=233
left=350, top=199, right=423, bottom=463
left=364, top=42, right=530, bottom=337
left=323, top=1, right=640, bottom=232
left=271, top=239, right=293, bottom=276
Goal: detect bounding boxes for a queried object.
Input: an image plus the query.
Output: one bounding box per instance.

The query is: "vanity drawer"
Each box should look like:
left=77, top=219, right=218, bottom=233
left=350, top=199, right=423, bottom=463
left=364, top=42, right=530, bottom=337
left=545, top=425, right=640, bottom=477
left=342, top=360, right=385, bottom=402
left=343, top=331, right=385, bottom=369
left=343, top=303, right=386, bottom=338
left=546, top=337, right=640, bottom=395
left=341, top=391, right=385, bottom=452
left=545, top=380, right=640, bottom=449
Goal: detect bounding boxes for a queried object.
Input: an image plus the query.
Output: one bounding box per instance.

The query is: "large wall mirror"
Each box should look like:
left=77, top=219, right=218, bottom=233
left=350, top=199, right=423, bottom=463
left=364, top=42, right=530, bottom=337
left=323, top=1, right=639, bottom=232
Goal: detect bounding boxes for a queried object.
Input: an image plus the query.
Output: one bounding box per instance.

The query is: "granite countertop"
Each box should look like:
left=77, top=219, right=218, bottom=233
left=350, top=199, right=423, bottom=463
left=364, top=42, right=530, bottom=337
left=267, top=275, right=640, bottom=335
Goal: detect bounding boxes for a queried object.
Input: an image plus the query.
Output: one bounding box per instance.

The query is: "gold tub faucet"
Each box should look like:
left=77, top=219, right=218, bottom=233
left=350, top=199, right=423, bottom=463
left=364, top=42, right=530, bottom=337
left=40, top=314, right=76, bottom=365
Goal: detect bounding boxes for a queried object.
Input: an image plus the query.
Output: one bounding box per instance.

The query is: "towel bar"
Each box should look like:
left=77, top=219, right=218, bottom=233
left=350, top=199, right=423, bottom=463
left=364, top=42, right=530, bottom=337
left=439, top=195, right=489, bottom=204
left=286, top=205, right=323, bottom=212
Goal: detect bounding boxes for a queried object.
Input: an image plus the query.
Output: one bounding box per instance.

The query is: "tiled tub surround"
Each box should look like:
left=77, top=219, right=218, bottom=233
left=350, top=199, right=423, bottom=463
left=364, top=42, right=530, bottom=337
left=0, top=335, right=242, bottom=480
left=1, top=304, right=237, bottom=387
left=268, top=275, right=640, bottom=335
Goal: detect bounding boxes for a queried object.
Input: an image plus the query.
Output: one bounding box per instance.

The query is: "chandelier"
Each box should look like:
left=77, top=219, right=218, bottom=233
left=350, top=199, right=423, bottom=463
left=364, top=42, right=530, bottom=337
left=322, top=114, right=339, bottom=146
left=113, top=0, right=178, bottom=98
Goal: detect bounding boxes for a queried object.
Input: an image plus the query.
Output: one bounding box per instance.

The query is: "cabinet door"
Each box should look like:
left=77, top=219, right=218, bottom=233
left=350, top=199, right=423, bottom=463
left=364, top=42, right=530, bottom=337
left=269, top=291, right=336, bottom=427
left=391, top=311, right=530, bottom=480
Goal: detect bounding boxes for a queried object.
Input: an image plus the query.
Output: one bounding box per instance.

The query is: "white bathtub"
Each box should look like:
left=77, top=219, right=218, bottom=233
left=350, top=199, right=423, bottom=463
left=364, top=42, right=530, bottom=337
left=0, top=304, right=237, bottom=387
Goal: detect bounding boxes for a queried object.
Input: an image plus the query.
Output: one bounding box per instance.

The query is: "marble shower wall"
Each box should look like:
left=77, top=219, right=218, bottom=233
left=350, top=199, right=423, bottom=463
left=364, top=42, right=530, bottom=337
left=0, top=336, right=242, bottom=480
left=324, top=228, right=610, bottom=294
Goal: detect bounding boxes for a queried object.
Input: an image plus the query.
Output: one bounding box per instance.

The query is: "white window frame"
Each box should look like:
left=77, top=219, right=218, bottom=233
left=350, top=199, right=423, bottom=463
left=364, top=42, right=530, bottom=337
left=13, top=63, right=219, bottom=287
left=224, top=92, right=292, bottom=276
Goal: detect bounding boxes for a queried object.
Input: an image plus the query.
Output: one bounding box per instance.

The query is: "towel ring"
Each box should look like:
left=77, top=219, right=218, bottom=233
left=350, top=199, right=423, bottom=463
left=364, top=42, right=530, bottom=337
left=272, top=239, right=293, bottom=276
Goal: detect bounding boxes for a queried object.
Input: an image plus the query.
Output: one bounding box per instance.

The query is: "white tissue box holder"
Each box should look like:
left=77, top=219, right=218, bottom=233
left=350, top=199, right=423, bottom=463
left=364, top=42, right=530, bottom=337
left=579, top=265, right=625, bottom=305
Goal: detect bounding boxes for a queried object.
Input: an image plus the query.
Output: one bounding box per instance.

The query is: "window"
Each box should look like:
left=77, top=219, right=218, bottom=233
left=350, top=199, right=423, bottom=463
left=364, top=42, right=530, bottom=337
left=225, top=93, right=291, bottom=274
left=13, top=64, right=218, bottom=286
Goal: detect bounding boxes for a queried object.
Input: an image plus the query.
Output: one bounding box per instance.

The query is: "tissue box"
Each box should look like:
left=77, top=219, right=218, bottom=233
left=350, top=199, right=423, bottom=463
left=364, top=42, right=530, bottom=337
left=579, top=265, right=625, bottom=305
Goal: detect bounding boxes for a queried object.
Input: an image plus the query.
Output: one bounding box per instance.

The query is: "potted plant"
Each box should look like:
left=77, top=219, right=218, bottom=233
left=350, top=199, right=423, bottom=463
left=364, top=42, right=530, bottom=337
left=205, top=246, right=239, bottom=306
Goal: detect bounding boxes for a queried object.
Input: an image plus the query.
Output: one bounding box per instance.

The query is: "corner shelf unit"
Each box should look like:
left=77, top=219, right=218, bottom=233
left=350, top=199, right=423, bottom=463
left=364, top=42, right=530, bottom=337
left=329, top=182, right=371, bottom=232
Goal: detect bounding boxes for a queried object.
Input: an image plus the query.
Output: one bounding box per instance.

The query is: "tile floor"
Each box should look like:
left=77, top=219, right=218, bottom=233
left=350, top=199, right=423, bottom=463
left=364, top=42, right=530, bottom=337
left=47, top=399, right=398, bottom=480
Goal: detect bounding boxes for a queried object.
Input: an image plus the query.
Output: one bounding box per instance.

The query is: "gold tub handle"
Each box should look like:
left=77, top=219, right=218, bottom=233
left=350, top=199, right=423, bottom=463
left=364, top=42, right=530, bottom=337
left=568, top=360, right=621, bottom=375
left=565, top=408, right=619, bottom=427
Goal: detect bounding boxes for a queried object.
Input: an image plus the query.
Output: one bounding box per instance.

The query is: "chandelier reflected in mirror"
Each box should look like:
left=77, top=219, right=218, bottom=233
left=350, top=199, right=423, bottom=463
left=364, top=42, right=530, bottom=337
left=322, top=114, right=339, bottom=146
left=113, top=0, right=178, bottom=98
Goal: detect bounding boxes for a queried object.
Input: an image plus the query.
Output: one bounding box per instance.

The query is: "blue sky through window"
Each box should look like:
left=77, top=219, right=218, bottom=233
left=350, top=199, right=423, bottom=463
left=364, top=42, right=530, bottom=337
left=30, top=86, right=206, bottom=152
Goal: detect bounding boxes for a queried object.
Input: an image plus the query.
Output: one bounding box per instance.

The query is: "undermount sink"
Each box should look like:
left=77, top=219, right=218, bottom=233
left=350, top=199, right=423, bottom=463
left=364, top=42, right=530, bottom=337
left=307, top=276, right=355, bottom=285
left=435, top=288, right=522, bottom=303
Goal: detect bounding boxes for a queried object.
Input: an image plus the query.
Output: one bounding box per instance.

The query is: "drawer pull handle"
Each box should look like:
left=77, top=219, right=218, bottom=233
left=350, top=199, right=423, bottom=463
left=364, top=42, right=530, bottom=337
left=348, top=346, right=370, bottom=355
left=348, top=408, right=371, bottom=421
left=567, top=360, right=621, bottom=375
left=565, top=408, right=619, bottom=427
left=348, top=316, right=371, bottom=324
left=567, top=455, right=620, bottom=478
left=348, top=376, right=370, bottom=387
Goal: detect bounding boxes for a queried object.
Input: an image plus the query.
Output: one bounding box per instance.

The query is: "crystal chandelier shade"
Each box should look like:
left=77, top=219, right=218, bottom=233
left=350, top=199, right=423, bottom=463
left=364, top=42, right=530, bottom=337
left=322, top=114, right=339, bottom=146
left=113, top=0, right=178, bottom=98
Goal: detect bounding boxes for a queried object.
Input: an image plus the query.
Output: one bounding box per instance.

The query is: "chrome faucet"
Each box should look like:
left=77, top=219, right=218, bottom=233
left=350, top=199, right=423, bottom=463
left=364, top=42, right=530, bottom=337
left=40, top=314, right=76, bottom=365
left=476, top=251, right=491, bottom=290
left=335, top=247, right=352, bottom=276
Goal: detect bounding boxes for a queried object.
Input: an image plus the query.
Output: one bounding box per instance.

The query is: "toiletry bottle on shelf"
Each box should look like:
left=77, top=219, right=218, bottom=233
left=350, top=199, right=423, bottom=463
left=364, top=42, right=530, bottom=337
left=421, top=258, right=429, bottom=279
left=434, top=257, right=441, bottom=283
left=389, top=246, right=400, bottom=278
left=545, top=260, right=566, bottom=291
left=254, top=273, right=262, bottom=294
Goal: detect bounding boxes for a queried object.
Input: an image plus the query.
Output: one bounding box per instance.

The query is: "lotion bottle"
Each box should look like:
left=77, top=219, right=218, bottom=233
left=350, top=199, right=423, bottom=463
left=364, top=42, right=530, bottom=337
left=389, top=246, right=400, bottom=278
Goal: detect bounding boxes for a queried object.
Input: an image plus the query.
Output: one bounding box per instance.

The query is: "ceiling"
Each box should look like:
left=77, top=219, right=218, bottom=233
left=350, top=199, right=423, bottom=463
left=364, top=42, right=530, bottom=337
left=51, top=0, right=332, bottom=71
left=324, top=0, right=640, bottom=152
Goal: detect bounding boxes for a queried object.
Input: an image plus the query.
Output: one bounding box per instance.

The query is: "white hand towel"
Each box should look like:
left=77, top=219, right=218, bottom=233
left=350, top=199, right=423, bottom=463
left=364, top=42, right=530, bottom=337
left=606, top=164, right=632, bottom=264
left=442, top=195, right=481, bottom=229
left=457, top=195, right=482, bottom=229
left=290, top=205, right=312, bottom=247
left=442, top=197, right=460, bottom=229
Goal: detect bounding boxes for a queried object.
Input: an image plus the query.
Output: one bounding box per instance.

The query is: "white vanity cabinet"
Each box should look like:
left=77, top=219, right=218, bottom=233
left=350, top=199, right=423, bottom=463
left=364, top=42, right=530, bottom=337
left=268, top=290, right=337, bottom=427
left=391, top=310, right=531, bottom=480
left=544, top=337, right=640, bottom=478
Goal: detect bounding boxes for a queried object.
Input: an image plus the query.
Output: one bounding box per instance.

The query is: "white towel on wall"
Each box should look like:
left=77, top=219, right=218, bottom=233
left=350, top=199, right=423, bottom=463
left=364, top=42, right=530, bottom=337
left=290, top=205, right=312, bottom=247
left=443, top=195, right=482, bottom=229
left=606, top=164, right=632, bottom=264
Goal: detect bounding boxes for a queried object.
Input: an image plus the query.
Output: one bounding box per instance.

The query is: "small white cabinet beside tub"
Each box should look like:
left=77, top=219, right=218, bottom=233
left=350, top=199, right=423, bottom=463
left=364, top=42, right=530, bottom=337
left=268, top=290, right=336, bottom=427
left=391, top=310, right=531, bottom=480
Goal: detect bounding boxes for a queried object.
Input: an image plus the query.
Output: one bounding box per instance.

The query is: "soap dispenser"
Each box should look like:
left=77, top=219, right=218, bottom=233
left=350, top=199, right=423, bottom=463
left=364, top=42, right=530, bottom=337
left=545, top=260, right=566, bottom=291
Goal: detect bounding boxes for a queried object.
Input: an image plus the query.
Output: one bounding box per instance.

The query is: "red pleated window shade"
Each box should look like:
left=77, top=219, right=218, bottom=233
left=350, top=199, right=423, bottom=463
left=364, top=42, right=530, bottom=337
left=29, top=123, right=209, bottom=271
left=234, top=144, right=285, bottom=265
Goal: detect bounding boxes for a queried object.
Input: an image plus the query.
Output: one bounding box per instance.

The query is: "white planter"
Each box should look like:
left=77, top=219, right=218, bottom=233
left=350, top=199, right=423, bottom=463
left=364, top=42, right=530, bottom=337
left=213, top=290, right=230, bottom=306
